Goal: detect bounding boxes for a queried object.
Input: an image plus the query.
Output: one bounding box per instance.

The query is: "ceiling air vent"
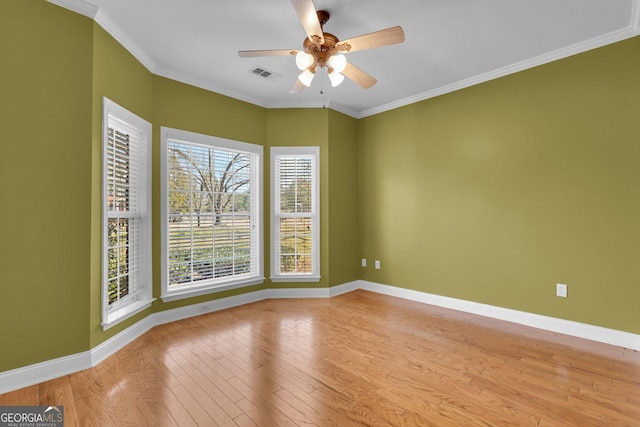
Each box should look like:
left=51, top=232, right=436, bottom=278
left=249, top=66, right=282, bottom=82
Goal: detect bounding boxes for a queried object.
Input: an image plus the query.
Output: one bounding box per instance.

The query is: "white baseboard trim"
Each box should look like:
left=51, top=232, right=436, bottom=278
left=0, top=352, right=92, bottom=396
left=358, top=280, right=640, bottom=352
left=90, top=315, right=156, bottom=367
left=266, top=281, right=361, bottom=299
left=329, top=281, right=361, bottom=297
left=2, top=280, right=637, bottom=394
left=0, top=282, right=358, bottom=394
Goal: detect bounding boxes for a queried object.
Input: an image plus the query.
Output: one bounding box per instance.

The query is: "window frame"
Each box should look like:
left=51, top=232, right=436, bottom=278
left=101, top=97, right=153, bottom=330
left=270, top=146, right=321, bottom=282
left=160, top=127, right=264, bottom=302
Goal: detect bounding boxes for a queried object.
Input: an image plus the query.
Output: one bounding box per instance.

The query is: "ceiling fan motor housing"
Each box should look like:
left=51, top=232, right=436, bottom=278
left=303, top=32, right=340, bottom=69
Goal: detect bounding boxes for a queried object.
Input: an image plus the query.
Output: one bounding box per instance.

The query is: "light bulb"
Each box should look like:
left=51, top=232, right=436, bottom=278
left=295, top=51, right=314, bottom=70
left=328, top=70, right=344, bottom=87
left=298, top=68, right=315, bottom=87
left=327, top=54, right=347, bottom=73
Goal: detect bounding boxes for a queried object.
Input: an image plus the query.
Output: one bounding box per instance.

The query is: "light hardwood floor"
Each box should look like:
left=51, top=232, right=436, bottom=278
left=1, top=290, right=639, bottom=426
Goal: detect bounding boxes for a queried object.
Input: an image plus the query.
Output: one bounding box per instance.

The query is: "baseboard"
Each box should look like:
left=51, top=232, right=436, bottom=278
left=153, top=289, right=269, bottom=326
left=90, top=315, right=156, bottom=367
left=266, top=281, right=360, bottom=299
left=2, top=279, right=637, bottom=394
left=0, top=282, right=357, bottom=394
left=329, top=281, right=361, bottom=297
left=0, top=351, right=92, bottom=395
left=358, top=280, right=640, bottom=351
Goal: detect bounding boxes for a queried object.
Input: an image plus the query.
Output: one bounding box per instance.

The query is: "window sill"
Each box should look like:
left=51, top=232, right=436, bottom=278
left=270, top=275, right=321, bottom=283
left=161, top=277, right=265, bottom=302
left=102, top=298, right=155, bottom=331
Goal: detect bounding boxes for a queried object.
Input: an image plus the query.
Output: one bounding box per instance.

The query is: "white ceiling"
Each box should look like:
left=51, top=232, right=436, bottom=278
left=51, top=0, right=639, bottom=118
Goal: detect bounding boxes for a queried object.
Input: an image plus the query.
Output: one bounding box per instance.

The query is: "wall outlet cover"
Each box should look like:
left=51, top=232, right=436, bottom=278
left=556, top=283, right=568, bottom=298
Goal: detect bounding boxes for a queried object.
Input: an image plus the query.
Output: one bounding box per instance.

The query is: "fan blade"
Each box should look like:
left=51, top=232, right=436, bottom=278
left=290, top=0, right=324, bottom=45
left=342, top=62, right=377, bottom=89
left=336, top=26, right=405, bottom=53
left=238, top=49, right=298, bottom=58
left=290, top=79, right=306, bottom=94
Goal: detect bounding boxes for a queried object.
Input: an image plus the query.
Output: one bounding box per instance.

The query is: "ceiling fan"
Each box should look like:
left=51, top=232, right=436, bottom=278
left=238, top=0, right=405, bottom=93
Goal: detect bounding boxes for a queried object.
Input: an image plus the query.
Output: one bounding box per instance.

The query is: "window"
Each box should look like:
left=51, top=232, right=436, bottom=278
left=161, top=127, right=263, bottom=301
left=102, top=98, right=153, bottom=329
left=271, top=147, right=320, bottom=282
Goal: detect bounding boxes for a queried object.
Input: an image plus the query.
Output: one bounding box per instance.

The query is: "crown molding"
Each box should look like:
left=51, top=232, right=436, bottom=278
left=48, top=0, right=157, bottom=72
left=154, top=66, right=269, bottom=109
left=633, top=0, right=640, bottom=30
left=93, top=9, right=158, bottom=73
left=325, top=102, right=360, bottom=118
left=45, top=2, right=357, bottom=117
left=358, top=24, right=640, bottom=119
left=266, top=98, right=329, bottom=110
left=47, top=0, right=640, bottom=120
left=47, top=0, right=97, bottom=19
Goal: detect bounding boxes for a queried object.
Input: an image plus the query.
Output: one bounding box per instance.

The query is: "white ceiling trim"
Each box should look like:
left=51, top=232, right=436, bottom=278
left=153, top=66, right=269, bottom=109
left=265, top=98, right=359, bottom=117
left=48, top=0, right=157, bottom=72
left=633, top=0, right=640, bottom=29
left=48, top=0, right=640, bottom=120
left=47, top=0, right=96, bottom=19
left=359, top=25, right=640, bottom=119
left=49, top=0, right=271, bottom=109
left=93, top=9, right=158, bottom=73
left=267, top=99, right=330, bottom=110
left=323, top=102, right=359, bottom=118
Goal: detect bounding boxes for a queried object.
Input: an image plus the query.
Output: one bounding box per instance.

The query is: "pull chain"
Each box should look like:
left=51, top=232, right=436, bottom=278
left=320, top=68, right=326, bottom=108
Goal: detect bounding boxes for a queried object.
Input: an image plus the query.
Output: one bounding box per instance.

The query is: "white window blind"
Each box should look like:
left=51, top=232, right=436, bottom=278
left=271, top=147, right=320, bottom=282
left=161, top=128, right=263, bottom=301
left=102, top=98, right=152, bottom=329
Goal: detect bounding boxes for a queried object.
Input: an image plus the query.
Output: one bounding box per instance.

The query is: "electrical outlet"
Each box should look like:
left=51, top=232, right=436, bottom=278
left=361, top=258, right=367, bottom=267
left=375, top=260, right=381, bottom=270
left=556, top=283, right=568, bottom=298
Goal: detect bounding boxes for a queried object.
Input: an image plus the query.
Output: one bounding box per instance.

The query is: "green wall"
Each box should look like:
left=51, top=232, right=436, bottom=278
left=151, top=77, right=269, bottom=312
left=359, top=37, right=640, bottom=333
left=266, top=109, right=330, bottom=288
left=0, top=1, right=93, bottom=368
left=89, top=23, right=155, bottom=346
left=1, top=0, right=637, bottom=375
left=328, top=110, right=360, bottom=286
left=0, top=1, right=359, bottom=373
left=265, top=108, right=360, bottom=288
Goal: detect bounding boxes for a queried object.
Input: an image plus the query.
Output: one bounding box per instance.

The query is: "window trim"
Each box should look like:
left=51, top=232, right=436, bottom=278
left=160, top=127, right=264, bottom=302
left=270, top=146, right=321, bottom=283
left=101, top=97, right=154, bottom=330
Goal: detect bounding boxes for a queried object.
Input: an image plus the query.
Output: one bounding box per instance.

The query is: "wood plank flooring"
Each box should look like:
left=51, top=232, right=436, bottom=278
left=1, top=290, right=639, bottom=426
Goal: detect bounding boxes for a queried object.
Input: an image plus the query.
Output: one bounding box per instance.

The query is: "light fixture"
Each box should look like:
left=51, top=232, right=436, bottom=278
left=298, top=68, right=315, bottom=87
left=327, top=54, right=347, bottom=73
left=295, top=51, right=314, bottom=70
left=328, top=69, right=344, bottom=87
left=296, top=52, right=346, bottom=88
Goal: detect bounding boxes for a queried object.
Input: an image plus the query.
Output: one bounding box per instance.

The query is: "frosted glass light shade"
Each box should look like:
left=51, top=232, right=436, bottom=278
left=328, top=70, right=344, bottom=87
left=295, top=52, right=314, bottom=70
left=298, top=68, right=315, bottom=87
left=327, top=54, right=347, bottom=73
